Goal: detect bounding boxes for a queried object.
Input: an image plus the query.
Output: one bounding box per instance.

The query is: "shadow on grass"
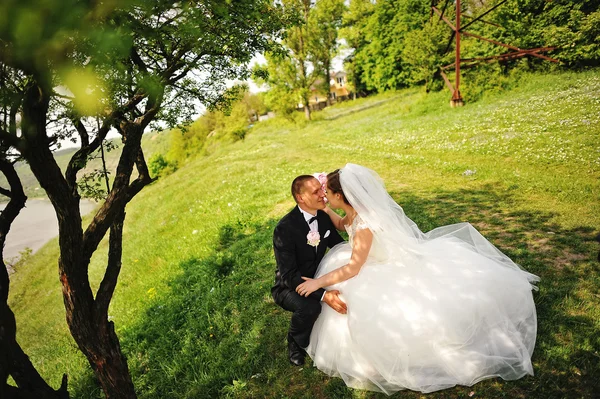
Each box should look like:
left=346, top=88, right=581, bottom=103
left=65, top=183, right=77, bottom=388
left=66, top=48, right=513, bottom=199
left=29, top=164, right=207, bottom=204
left=74, top=184, right=599, bottom=399
left=323, top=95, right=404, bottom=121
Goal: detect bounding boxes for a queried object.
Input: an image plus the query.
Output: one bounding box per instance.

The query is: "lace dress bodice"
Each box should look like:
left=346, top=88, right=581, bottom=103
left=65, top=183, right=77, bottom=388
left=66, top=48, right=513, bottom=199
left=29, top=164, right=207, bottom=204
left=344, top=214, right=369, bottom=248
left=344, top=214, right=387, bottom=261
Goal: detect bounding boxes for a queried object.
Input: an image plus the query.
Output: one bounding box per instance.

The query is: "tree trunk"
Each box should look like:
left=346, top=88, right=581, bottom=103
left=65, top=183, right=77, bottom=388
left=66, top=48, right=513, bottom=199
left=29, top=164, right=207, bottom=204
left=69, top=316, right=135, bottom=398
left=20, top=82, right=138, bottom=398
left=325, top=58, right=332, bottom=106
left=0, top=310, right=69, bottom=398
left=303, top=100, right=311, bottom=120
left=65, top=210, right=135, bottom=398
left=0, top=157, right=69, bottom=398
left=59, top=256, right=136, bottom=398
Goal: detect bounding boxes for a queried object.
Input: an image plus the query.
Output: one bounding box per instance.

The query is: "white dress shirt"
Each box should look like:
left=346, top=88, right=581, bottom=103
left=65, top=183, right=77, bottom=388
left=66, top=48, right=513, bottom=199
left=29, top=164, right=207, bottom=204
left=299, top=207, right=319, bottom=232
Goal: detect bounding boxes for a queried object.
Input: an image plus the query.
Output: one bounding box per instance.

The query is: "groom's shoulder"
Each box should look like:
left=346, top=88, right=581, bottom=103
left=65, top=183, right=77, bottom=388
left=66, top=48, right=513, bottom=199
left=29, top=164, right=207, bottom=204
left=277, top=206, right=298, bottom=227
left=317, top=209, right=333, bottom=224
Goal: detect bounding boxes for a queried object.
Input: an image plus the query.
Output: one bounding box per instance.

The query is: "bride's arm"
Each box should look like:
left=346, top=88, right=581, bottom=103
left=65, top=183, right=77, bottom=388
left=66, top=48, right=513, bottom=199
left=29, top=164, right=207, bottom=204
left=296, top=228, right=373, bottom=296
left=323, top=206, right=349, bottom=232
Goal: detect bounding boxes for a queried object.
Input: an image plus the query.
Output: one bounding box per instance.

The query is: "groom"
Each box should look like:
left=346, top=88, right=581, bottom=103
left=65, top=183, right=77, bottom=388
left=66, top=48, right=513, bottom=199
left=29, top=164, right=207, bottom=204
left=272, top=175, right=347, bottom=366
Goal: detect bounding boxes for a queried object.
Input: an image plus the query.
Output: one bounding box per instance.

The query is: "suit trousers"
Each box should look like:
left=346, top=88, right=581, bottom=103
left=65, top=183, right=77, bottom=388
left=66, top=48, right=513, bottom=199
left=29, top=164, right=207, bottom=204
left=278, top=289, right=322, bottom=348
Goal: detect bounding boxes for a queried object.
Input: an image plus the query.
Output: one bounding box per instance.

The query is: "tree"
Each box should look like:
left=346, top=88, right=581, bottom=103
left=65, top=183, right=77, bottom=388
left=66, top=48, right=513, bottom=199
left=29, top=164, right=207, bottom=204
left=256, top=0, right=346, bottom=119
left=254, top=52, right=305, bottom=120
left=309, top=0, right=346, bottom=105
left=403, top=20, right=452, bottom=91
left=356, top=0, right=431, bottom=92
left=255, top=0, right=317, bottom=120
left=0, top=1, right=284, bottom=397
left=0, top=154, right=68, bottom=398
left=340, top=0, right=376, bottom=98
left=242, top=91, right=268, bottom=122
left=494, top=0, right=600, bottom=67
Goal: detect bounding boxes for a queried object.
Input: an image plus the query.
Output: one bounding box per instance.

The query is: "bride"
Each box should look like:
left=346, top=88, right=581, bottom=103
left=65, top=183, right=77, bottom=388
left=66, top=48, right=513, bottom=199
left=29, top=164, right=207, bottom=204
left=296, top=164, right=539, bottom=395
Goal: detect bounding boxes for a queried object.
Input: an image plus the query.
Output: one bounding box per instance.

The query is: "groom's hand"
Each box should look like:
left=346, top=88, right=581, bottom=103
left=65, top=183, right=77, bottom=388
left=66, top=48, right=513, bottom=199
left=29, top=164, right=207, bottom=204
left=323, top=290, right=347, bottom=314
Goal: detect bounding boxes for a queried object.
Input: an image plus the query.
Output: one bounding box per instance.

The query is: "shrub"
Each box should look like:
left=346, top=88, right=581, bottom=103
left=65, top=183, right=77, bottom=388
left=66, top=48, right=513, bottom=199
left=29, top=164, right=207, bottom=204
left=148, top=153, right=178, bottom=178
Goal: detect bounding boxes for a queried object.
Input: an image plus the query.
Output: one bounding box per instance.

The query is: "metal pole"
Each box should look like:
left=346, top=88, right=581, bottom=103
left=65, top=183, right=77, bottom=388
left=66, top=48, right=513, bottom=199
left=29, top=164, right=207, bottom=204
left=452, top=0, right=464, bottom=107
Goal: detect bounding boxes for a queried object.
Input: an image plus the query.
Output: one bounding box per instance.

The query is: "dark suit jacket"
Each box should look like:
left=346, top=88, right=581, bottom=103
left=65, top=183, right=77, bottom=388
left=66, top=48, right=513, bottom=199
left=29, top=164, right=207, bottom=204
left=272, top=206, right=344, bottom=303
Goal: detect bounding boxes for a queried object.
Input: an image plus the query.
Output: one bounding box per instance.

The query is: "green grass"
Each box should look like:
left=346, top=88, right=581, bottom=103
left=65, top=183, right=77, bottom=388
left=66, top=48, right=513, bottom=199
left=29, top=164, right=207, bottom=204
left=7, top=69, right=600, bottom=398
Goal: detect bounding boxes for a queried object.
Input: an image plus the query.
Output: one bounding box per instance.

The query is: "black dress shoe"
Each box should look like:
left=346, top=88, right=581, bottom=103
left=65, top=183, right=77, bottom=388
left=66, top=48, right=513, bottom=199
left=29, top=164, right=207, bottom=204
left=288, top=337, right=306, bottom=366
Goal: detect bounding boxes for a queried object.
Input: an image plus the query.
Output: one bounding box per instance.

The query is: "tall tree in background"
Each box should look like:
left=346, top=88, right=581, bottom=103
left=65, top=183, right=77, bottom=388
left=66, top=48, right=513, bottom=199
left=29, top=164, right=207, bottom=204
left=495, top=0, right=600, bottom=67
left=309, top=0, right=346, bottom=105
left=403, top=19, right=452, bottom=91
left=355, top=0, right=431, bottom=92
left=278, top=0, right=315, bottom=120
left=340, top=0, right=375, bottom=98
left=344, top=0, right=600, bottom=94
left=0, top=1, right=283, bottom=397
left=257, top=0, right=344, bottom=120
left=253, top=52, right=304, bottom=120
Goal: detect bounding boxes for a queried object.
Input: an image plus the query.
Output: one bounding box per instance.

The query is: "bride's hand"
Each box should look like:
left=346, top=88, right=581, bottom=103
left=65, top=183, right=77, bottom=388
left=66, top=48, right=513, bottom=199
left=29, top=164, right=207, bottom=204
left=296, top=277, right=321, bottom=297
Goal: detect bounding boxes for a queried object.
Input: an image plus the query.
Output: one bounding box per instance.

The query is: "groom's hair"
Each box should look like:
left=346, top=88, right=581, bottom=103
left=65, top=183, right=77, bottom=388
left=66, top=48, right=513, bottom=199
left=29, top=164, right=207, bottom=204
left=291, top=175, right=316, bottom=203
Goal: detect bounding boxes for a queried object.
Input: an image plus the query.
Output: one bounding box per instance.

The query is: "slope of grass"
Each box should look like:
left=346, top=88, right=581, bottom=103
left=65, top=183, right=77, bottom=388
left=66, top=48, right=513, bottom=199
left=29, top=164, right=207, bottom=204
left=7, top=69, right=600, bottom=398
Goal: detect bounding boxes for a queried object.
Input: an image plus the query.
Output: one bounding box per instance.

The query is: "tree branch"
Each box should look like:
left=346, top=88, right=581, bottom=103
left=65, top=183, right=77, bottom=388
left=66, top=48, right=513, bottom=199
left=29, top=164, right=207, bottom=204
left=73, top=118, right=90, bottom=147
left=166, top=52, right=205, bottom=85
left=81, top=120, right=145, bottom=260
left=0, top=186, right=11, bottom=198
left=65, top=117, right=112, bottom=194
left=137, top=86, right=165, bottom=129
left=94, top=209, right=125, bottom=320
left=126, top=148, right=155, bottom=202
left=0, top=94, right=23, bottom=149
left=130, top=47, right=149, bottom=74
left=0, top=129, right=20, bottom=149
left=8, top=95, right=20, bottom=136
left=119, top=90, right=147, bottom=116
left=0, top=157, right=26, bottom=301
left=51, top=91, right=75, bottom=101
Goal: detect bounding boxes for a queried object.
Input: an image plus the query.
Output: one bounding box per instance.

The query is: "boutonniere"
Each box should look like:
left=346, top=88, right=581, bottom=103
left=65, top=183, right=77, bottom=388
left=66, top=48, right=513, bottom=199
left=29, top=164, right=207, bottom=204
left=307, top=230, right=320, bottom=247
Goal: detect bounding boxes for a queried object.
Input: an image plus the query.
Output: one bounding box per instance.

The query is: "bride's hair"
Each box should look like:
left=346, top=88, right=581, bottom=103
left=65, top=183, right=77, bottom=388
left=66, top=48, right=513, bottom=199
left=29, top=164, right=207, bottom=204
left=326, top=169, right=350, bottom=205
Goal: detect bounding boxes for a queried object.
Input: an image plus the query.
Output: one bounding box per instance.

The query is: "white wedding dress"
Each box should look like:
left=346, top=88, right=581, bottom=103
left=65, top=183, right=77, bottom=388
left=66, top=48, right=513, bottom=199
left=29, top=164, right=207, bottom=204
left=305, top=164, right=539, bottom=395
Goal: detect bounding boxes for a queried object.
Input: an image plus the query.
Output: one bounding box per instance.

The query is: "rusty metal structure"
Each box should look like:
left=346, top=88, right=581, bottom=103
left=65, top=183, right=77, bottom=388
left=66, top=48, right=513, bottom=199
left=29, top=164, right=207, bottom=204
left=431, top=0, right=559, bottom=107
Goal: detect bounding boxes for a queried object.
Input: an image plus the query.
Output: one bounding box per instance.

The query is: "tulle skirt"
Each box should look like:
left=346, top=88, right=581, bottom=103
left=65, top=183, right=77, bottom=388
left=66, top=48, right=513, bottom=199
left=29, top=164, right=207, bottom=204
left=306, top=238, right=538, bottom=395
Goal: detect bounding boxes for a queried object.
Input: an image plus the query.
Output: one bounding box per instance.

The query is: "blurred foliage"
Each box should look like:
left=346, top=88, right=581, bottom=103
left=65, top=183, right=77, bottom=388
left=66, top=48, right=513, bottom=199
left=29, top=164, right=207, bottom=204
left=1, top=0, right=288, bottom=143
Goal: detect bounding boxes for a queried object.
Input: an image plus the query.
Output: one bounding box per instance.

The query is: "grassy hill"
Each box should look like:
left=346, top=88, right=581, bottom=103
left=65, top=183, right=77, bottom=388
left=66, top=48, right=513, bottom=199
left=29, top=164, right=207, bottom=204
left=7, top=70, right=600, bottom=398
